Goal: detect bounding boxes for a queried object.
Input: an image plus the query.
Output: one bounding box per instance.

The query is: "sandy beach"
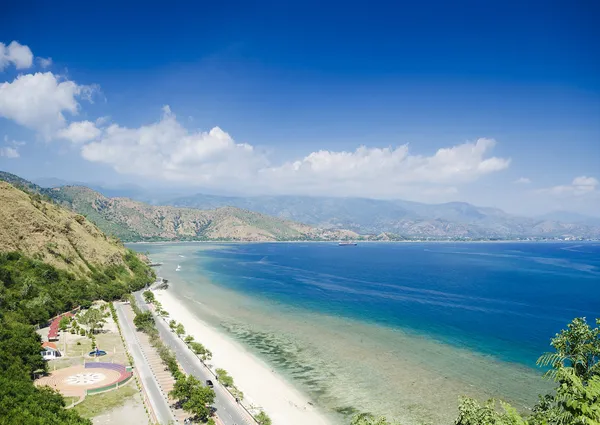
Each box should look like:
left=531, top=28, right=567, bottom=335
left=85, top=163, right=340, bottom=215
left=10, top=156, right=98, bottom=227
left=154, top=288, right=333, bottom=425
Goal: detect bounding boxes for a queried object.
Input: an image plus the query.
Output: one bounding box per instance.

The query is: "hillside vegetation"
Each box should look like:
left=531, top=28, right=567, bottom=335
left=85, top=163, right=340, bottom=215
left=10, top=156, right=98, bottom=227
left=0, top=180, right=155, bottom=424
left=49, top=185, right=357, bottom=242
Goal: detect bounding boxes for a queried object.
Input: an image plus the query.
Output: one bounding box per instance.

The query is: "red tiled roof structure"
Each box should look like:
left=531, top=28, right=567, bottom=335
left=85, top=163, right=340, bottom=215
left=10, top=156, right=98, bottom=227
left=42, top=342, right=58, bottom=350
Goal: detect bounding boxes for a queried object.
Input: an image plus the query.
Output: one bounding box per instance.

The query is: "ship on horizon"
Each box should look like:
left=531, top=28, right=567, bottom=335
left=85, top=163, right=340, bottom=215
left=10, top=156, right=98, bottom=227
left=338, top=241, right=358, bottom=246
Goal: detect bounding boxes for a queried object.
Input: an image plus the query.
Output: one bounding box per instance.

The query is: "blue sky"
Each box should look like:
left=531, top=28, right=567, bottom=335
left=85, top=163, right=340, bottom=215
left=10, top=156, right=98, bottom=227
left=0, top=0, right=599, bottom=216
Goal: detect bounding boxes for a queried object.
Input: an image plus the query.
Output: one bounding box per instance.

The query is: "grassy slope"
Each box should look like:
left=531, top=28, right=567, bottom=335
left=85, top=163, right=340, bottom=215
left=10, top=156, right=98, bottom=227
left=0, top=181, right=141, bottom=277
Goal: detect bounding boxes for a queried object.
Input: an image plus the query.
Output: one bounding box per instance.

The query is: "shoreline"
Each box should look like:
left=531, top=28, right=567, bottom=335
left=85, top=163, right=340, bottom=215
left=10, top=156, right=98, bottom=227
left=153, top=287, right=333, bottom=425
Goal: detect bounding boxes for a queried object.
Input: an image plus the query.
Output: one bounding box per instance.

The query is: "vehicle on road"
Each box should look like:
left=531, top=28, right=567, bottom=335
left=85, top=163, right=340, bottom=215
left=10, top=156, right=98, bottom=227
left=206, top=379, right=214, bottom=388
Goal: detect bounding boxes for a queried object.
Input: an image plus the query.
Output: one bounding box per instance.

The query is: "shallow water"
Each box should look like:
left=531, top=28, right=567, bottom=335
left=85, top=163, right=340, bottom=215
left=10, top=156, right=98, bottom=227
left=130, top=242, right=600, bottom=424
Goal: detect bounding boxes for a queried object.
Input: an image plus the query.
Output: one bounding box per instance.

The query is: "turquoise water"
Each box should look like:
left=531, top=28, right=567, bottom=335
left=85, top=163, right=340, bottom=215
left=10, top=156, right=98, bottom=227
left=131, top=242, right=600, bottom=424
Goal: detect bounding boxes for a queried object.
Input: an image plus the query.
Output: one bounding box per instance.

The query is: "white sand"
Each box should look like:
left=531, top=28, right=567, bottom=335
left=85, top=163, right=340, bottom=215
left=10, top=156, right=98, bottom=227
left=154, top=289, right=332, bottom=425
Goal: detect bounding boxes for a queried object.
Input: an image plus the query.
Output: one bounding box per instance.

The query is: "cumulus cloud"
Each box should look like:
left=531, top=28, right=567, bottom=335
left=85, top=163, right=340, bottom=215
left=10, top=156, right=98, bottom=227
left=0, top=72, right=95, bottom=138
left=0, top=41, right=33, bottom=70
left=57, top=120, right=101, bottom=143
left=541, top=176, right=598, bottom=196
left=514, top=177, right=531, bottom=184
left=81, top=106, right=266, bottom=184
left=80, top=107, right=510, bottom=198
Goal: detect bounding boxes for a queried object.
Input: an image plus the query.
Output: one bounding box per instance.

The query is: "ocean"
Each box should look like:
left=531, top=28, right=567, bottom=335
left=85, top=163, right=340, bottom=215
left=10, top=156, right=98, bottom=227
left=130, top=242, right=600, bottom=424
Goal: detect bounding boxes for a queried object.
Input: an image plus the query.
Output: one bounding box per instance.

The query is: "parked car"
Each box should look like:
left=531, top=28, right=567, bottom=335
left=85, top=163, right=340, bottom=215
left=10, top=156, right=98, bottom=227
left=206, top=379, right=214, bottom=388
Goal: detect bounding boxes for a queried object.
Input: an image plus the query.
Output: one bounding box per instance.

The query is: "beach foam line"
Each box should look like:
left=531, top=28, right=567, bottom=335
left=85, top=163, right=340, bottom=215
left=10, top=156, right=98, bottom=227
left=154, top=289, right=332, bottom=425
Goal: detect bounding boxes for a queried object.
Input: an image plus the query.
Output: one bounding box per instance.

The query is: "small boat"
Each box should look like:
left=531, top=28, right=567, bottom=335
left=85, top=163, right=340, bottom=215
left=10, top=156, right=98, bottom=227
left=176, top=265, right=181, bottom=271
left=338, top=241, right=357, bottom=246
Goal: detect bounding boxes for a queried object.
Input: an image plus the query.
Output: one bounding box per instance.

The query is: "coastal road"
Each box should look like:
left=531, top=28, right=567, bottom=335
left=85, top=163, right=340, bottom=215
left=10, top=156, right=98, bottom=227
left=134, top=290, right=253, bottom=425
left=115, top=302, right=176, bottom=424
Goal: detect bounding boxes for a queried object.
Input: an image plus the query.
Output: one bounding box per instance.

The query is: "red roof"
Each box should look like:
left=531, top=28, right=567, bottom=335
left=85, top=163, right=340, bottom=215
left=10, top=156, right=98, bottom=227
left=42, top=342, right=58, bottom=350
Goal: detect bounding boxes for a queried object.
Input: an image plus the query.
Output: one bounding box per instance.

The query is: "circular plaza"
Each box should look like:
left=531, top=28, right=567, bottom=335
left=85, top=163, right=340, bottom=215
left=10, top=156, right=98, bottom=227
left=35, top=363, right=132, bottom=399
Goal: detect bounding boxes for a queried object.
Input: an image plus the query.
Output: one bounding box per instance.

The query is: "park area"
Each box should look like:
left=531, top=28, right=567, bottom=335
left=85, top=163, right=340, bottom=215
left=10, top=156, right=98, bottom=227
left=35, top=301, right=151, bottom=424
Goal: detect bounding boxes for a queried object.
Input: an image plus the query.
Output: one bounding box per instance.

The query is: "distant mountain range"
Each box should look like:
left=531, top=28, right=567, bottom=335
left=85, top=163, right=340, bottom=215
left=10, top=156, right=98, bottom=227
left=4, top=171, right=599, bottom=240
left=167, top=193, right=600, bottom=239
left=1, top=172, right=356, bottom=242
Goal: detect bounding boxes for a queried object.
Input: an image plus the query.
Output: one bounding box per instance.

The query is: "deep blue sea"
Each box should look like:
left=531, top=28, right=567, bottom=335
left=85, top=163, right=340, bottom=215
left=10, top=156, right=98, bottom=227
left=134, top=241, right=600, bottom=423
left=187, top=242, right=600, bottom=367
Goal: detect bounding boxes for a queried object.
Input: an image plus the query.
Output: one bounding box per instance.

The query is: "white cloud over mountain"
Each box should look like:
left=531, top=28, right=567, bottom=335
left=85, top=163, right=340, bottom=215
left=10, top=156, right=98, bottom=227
left=80, top=106, right=510, bottom=198
left=542, top=176, right=599, bottom=197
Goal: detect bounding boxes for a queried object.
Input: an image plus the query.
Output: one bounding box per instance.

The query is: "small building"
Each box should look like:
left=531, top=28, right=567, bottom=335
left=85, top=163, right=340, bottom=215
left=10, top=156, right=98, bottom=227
left=41, top=342, right=62, bottom=360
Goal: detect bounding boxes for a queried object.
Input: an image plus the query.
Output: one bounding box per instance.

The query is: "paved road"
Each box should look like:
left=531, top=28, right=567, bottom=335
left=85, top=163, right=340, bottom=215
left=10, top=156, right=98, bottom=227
left=115, top=302, right=175, bottom=424
left=134, top=291, right=253, bottom=425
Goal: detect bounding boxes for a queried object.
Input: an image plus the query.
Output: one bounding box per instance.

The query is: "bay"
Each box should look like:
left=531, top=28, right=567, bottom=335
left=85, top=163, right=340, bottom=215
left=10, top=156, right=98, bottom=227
left=130, top=242, right=600, bottom=424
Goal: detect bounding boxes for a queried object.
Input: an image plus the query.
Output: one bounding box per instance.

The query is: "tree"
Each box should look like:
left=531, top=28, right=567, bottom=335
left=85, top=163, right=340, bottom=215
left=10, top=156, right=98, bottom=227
left=78, top=308, right=106, bottom=334
left=537, top=317, right=600, bottom=382
left=215, top=368, right=234, bottom=387
left=255, top=410, right=272, bottom=425
left=169, top=319, right=177, bottom=330
left=169, top=375, right=215, bottom=421
left=182, top=386, right=215, bottom=421
left=58, top=316, right=70, bottom=331
left=531, top=317, right=600, bottom=425
left=454, top=317, right=600, bottom=425
left=184, top=335, right=194, bottom=344
left=175, top=323, right=185, bottom=337
left=142, top=290, right=155, bottom=304
left=133, top=311, right=154, bottom=331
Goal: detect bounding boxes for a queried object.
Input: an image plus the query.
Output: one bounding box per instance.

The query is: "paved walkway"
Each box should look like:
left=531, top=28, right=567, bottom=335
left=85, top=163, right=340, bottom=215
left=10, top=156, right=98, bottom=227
left=116, top=302, right=175, bottom=424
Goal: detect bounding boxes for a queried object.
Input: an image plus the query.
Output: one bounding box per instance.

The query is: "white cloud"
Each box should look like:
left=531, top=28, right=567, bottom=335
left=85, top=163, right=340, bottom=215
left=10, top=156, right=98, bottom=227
left=38, top=57, right=53, bottom=69
left=0, top=41, right=33, bottom=70
left=541, top=176, right=598, bottom=196
left=514, top=177, right=531, bottom=184
left=57, top=120, right=101, bottom=143
left=0, top=146, right=19, bottom=158
left=0, top=72, right=95, bottom=138
left=81, top=107, right=265, bottom=184
left=80, top=107, right=510, bottom=199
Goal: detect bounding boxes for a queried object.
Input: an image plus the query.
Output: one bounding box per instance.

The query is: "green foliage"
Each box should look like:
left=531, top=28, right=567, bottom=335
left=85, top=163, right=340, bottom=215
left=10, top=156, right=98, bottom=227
left=350, top=413, right=398, bottom=425
left=58, top=315, right=71, bottom=331
left=133, top=311, right=155, bottom=331
left=454, top=398, right=526, bottom=425
left=184, top=335, right=194, bottom=344
left=255, top=410, right=273, bottom=425
left=78, top=307, right=106, bottom=334
left=215, top=368, right=234, bottom=387
left=129, top=297, right=181, bottom=379
left=537, top=317, right=600, bottom=382
left=189, top=342, right=212, bottom=361
left=142, top=290, right=155, bottom=304
left=169, top=375, right=215, bottom=421
left=452, top=317, right=600, bottom=425
left=0, top=373, right=92, bottom=424
left=0, top=251, right=124, bottom=424
left=175, top=323, right=185, bottom=337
